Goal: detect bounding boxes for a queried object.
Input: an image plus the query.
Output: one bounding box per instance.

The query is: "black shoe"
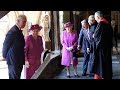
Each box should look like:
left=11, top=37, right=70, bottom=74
left=82, top=73, right=86, bottom=76
left=67, top=75, right=71, bottom=78
left=74, top=74, right=80, bottom=78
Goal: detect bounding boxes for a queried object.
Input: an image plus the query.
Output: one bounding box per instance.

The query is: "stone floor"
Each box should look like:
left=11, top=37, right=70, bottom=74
left=54, top=55, right=120, bottom=79
left=54, top=46, right=120, bottom=79
left=0, top=62, right=25, bottom=79
left=0, top=46, right=120, bottom=79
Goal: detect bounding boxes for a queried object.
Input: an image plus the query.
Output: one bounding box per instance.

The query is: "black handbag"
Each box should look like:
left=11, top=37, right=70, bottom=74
left=73, top=50, right=84, bottom=58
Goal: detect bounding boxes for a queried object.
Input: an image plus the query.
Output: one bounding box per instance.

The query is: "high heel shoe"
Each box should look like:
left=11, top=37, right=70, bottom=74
left=74, top=74, right=79, bottom=78
left=67, top=75, right=71, bottom=78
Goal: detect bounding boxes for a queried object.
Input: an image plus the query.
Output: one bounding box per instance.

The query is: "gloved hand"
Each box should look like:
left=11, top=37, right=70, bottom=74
left=69, top=46, right=73, bottom=51
left=66, top=47, right=70, bottom=51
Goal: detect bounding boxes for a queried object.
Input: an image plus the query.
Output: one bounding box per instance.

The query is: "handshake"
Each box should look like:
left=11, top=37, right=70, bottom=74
left=66, top=46, right=73, bottom=51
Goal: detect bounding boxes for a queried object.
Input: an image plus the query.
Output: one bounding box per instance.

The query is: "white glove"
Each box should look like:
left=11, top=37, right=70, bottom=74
left=66, top=47, right=70, bottom=51
left=69, top=46, right=73, bottom=51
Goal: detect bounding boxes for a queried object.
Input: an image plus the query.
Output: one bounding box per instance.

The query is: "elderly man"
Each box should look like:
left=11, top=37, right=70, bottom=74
left=91, top=11, right=113, bottom=79
left=88, top=15, right=97, bottom=34
left=78, top=19, right=92, bottom=76
left=87, top=15, right=97, bottom=76
left=2, top=15, right=27, bottom=79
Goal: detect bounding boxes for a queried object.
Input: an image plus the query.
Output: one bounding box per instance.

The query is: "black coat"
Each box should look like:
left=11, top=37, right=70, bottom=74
left=91, top=21, right=113, bottom=79
left=2, top=25, right=25, bottom=65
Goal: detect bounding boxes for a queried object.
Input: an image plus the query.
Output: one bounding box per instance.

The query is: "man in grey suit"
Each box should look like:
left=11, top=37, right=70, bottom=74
left=77, top=19, right=91, bottom=76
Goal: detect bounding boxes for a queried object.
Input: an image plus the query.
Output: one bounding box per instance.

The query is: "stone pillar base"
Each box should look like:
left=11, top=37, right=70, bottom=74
left=44, top=41, right=51, bottom=50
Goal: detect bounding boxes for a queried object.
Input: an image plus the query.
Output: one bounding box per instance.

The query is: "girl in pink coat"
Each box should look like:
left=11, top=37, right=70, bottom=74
left=24, top=24, right=44, bottom=79
left=61, top=22, right=79, bottom=78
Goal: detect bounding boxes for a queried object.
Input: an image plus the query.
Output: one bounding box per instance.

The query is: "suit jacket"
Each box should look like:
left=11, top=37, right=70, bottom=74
left=2, top=25, right=25, bottom=65
left=78, top=28, right=90, bottom=52
left=86, top=23, right=97, bottom=52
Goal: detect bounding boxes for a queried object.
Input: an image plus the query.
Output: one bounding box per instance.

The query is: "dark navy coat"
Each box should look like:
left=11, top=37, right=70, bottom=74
left=2, top=25, right=25, bottom=65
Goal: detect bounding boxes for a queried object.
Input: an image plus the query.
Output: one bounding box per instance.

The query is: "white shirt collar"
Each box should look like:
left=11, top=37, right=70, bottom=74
left=16, top=24, right=21, bottom=30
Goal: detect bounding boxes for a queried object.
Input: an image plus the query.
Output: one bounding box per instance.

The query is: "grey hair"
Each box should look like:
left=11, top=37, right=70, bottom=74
left=81, top=19, right=89, bottom=24
left=17, top=15, right=27, bottom=21
left=94, top=11, right=103, bottom=17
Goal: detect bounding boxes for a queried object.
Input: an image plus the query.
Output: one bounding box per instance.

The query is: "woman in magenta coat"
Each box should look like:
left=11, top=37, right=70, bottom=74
left=61, top=22, right=79, bottom=78
left=24, top=24, right=44, bottom=79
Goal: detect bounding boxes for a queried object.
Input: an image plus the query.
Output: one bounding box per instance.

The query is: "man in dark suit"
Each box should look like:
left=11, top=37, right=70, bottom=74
left=87, top=15, right=97, bottom=77
left=2, top=15, right=27, bottom=79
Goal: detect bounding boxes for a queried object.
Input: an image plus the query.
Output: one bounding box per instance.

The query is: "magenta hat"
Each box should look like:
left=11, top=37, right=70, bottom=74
left=29, top=24, right=42, bottom=32
left=64, top=22, right=73, bottom=28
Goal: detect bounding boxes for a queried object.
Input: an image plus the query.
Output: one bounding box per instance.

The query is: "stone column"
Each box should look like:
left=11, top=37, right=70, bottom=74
left=53, top=11, right=60, bottom=50
left=50, top=11, right=60, bottom=51
left=42, top=14, right=51, bottom=50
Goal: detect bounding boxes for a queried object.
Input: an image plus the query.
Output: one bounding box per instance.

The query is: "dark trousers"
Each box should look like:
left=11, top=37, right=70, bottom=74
left=82, top=52, right=93, bottom=74
left=82, top=52, right=89, bottom=74
left=8, top=65, right=23, bottom=79
left=88, top=52, right=94, bottom=74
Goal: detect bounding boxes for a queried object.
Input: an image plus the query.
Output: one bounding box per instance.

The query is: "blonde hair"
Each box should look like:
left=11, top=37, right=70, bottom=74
left=88, top=15, right=95, bottom=20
